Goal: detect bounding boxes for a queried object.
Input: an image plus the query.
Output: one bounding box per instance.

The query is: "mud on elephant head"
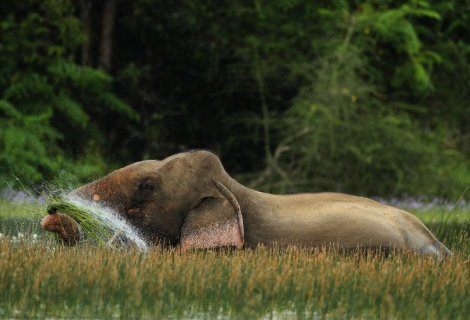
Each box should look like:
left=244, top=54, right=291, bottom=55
left=41, top=151, right=451, bottom=257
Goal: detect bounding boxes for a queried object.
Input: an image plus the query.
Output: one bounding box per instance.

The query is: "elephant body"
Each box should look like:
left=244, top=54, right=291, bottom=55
left=41, top=151, right=451, bottom=257
left=237, top=190, right=443, bottom=253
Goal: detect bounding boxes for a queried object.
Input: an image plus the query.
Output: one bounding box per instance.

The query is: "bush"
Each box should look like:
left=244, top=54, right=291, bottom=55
left=248, top=2, right=470, bottom=199
left=0, top=0, right=135, bottom=188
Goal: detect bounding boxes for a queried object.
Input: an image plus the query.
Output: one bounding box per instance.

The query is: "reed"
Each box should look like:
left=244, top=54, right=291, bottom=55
left=1, top=199, right=469, bottom=318
left=0, top=233, right=468, bottom=319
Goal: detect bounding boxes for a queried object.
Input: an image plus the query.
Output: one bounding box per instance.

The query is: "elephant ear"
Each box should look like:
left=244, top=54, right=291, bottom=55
left=180, top=180, right=244, bottom=250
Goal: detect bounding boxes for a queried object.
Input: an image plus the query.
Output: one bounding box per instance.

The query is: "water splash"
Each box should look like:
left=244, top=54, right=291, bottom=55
left=65, top=195, right=149, bottom=252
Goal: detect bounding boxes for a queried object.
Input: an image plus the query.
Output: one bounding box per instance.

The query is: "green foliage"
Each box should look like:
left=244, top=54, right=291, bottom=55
left=248, top=2, right=469, bottom=198
left=360, top=2, right=441, bottom=92
left=0, top=1, right=136, bottom=187
left=228, top=0, right=470, bottom=198
left=0, top=101, right=60, bottom=183
left=0, top=0, right=469, bottom=199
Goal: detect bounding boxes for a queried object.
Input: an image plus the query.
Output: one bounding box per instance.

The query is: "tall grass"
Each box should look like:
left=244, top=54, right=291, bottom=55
left=0, top=237, right=469, bottom=319
left=1, top=199, right=469, bottom=318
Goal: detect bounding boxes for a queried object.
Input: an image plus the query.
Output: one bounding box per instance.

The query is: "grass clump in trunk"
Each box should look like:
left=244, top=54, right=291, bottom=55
left=46, top=196, right=113, bottom=245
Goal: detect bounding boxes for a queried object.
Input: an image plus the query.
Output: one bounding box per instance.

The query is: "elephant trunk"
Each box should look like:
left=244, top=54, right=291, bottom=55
left=41, top=212, right=82, bottom=245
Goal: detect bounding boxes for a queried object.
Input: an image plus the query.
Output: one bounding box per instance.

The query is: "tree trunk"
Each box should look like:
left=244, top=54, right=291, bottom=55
left=99, top=0, right=116, bottom=72
left=79, top=0, right=93, bottom=66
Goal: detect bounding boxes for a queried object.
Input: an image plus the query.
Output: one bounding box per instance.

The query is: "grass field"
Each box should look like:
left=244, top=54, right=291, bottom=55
left=0, top=199, right=469, bottom=319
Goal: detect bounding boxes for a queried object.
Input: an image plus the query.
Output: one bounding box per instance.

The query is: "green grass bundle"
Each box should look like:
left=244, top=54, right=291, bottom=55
left=46, top=196, right=113, bottom=245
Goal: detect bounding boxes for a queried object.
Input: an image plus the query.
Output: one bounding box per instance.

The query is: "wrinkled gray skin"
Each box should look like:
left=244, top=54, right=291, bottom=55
left=41, top=151, right=451, bottom=257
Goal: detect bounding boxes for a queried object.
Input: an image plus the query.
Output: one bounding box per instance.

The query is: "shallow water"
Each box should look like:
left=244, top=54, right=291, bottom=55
left=65, top=195, right=149, bottom=252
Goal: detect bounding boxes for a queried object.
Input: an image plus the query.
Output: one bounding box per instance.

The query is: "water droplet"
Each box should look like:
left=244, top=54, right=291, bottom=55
left=66, top=195, right=149, bottom=251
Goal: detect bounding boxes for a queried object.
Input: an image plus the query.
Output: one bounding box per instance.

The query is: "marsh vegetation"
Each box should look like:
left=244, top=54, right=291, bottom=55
left=0, top=200, right=469, bottom=319
left=1, top=0, right=469, bottom=318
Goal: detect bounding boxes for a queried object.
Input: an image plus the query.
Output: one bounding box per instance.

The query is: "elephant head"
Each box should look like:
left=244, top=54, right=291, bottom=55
left=41, top=151, right=244, bottom=249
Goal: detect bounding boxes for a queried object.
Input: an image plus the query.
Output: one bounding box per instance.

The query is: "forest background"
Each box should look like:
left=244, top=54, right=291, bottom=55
left=1, top=0, right=469, bottom=200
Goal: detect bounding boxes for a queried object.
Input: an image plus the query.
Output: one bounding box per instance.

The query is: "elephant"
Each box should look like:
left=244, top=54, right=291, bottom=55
left=41, top=150, right=451, bottom=257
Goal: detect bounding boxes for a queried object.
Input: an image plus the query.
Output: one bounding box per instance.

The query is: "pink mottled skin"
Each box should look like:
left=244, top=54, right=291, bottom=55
left=41, top=151, right=451, bottom=257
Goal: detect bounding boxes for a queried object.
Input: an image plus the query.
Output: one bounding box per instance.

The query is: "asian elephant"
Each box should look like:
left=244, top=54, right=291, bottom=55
left=41, top=150, right=451, bottom=257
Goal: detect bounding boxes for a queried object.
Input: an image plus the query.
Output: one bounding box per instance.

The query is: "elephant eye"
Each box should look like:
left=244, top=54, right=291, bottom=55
left=139, top=183, right=154, bottom=191
left=137, top=178, right=156, bottom=195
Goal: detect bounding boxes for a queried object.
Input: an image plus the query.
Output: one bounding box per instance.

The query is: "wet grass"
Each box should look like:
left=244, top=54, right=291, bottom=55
left=0, top=199, right=469, bottom=319
left=47, top=196, right=115, bottom=244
